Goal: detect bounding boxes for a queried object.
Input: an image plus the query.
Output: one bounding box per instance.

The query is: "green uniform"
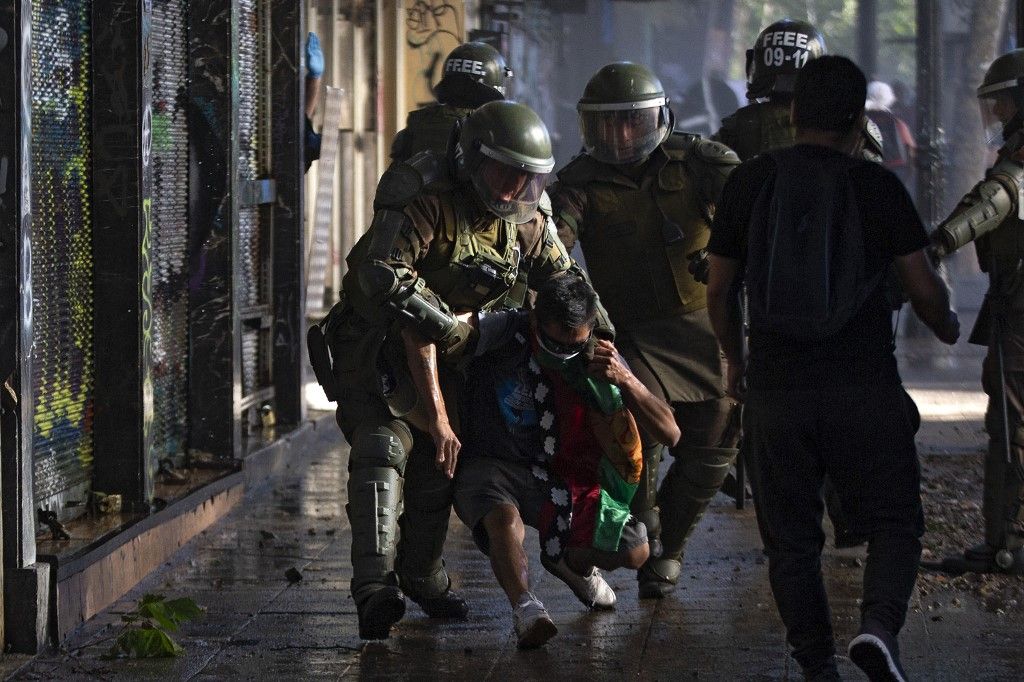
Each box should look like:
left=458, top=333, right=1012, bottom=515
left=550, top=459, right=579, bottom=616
left=389, top=104, right=474, bottom=164
left=329, top=184, right=573, bottom=607
left=966, top=145, right=1024, bottom=555
left=549, top=131, right=739, bottom=585
left=712, top=101, right=795, bottom=162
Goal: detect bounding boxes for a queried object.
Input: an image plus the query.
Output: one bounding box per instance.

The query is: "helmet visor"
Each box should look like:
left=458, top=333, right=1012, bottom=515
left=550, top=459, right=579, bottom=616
left=578, top=105, right=669, bottom=165
left=979, top=91, right=1015, bottom=146
left=471, top=155, right=549, bottom=224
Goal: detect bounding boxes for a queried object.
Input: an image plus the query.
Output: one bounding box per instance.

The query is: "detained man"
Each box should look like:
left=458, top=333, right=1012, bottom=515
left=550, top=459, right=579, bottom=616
left=451, top=276, right=680, bottom=648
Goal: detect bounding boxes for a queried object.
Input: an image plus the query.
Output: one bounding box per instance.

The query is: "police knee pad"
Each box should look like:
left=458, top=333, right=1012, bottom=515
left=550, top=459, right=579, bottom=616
left=349, top=419, right=413, bottom=472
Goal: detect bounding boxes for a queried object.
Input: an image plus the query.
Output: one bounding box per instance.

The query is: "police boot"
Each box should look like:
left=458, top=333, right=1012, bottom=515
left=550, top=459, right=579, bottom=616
left=939, top=545, right=1024, bottom=575
left=398, top=564, right=468, bottom=620
left=347, top=421, right=411, bottom=639
left=638, top=445, right=736, bottom=599
left=356, top=581, right=406, bottom=641
left=396, top=445, right=468, bottom=619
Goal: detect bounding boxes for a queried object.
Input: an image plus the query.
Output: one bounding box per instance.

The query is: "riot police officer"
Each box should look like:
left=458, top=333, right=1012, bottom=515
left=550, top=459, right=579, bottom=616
left=311, top=101, right=589, bottom=638
left=932, top=49, right=1024, bottom=575
left=390, top=41, right=512, bottom=163
left=549, top=63, right=740, bottom=598
left=713, top=19, right=827, bottom=160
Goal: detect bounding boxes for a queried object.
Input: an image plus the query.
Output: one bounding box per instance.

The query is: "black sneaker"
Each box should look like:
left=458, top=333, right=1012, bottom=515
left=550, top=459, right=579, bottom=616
left=848, top=622, right=907, bottom=682
left=357, top=585, right=406, bottom=640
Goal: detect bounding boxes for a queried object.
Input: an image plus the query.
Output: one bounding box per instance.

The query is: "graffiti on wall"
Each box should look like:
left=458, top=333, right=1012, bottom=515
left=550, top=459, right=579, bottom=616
left=404, top=0, right=464, bottom=109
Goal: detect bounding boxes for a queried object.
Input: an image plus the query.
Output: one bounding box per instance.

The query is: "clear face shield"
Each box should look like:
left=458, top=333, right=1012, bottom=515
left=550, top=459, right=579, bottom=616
left=470, top=145, right=552, bottom=224
left=979, top=90, right=1018, bottom=146
left=578, top=98, right=670, bottom=165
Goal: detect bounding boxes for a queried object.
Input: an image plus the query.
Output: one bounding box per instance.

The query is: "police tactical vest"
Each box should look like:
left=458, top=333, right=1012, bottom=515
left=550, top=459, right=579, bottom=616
left=412, top=190, right=521, bottom=313
left=557, top=136, right=712, bottom=324
left=390, top=104, right=474, bottom=163
left=716, top=102, right=795, bottom=162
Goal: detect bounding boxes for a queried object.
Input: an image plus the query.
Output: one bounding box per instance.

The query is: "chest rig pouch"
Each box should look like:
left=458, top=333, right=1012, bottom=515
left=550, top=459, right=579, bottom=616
left=418, top=193, right=521, bottom=313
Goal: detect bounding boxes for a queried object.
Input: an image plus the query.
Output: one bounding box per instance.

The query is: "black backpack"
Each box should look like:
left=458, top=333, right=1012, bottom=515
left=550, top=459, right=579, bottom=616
left=745, top=147, right=883, bottom=340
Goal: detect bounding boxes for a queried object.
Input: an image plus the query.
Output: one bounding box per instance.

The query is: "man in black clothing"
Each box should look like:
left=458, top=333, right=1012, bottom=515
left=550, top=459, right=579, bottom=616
left=706, top=56, right=959, bottom=682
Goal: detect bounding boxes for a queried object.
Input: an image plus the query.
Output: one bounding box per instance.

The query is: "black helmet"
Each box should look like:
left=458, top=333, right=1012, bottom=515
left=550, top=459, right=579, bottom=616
left=746, top=19, right=826, bottom=100
left=434, top=42, right=513, bottom=108
left=456, top=101, right=555, bottom=224
left=577, top=62, right=673, bottom=165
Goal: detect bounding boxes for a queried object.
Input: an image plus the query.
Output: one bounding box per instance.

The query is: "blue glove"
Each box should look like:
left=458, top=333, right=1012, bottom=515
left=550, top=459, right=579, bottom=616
left=306, top=32, right=324, bottom=78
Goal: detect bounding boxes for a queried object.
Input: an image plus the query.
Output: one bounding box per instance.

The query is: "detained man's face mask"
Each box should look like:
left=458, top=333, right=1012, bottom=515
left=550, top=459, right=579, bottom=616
left=533, top=322, right=592, bottom=366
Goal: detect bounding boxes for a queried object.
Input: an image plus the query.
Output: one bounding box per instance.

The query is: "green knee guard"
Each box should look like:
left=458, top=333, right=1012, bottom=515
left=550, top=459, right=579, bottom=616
left=658, top=445, right=737, bottom=561
left=347, top=420, right=412, bottom=603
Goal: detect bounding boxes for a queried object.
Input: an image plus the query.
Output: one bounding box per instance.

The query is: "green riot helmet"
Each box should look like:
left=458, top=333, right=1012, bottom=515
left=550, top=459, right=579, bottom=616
left=576, top=62, right=672, bottom=165
left=456, top=101, right=555, bottom=224
left=977, top=48, right=1024, bottom=143
left=746, top=19, right=826, bottom=100
left=434, top=42, right=513, bottom=108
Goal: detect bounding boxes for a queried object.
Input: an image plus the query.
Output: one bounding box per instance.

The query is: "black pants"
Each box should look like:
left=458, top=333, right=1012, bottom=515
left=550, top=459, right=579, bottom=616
left=744, top=384, right=924, bottom=673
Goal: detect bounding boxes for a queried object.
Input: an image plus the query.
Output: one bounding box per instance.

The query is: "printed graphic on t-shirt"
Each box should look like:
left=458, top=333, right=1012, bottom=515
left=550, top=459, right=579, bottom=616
left=495, top=366, right=538, bottom=427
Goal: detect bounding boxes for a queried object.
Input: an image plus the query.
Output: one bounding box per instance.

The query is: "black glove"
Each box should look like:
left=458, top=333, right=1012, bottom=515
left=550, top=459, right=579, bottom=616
left=688, top=248, right=710, bottom=285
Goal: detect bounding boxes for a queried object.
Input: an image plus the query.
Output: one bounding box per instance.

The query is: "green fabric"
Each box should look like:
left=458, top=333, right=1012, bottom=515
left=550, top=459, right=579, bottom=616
left=534, top=349, right=623, bottom=414
left=593, top=457, right=639, bottom=552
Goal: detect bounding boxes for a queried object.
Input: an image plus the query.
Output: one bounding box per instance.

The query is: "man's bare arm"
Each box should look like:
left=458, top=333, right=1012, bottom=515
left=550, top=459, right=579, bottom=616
left=401, top=327, right=460, bottom=478
left=895, top=249, right=959, bottom=345
left=587, top=340, right=680, bottom=447
left=706, top=254, right=745, bottom=399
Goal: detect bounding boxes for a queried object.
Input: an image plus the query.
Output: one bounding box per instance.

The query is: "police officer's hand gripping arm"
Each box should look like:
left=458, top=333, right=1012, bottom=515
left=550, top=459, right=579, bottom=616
left=353, top=152, right=475, bottom=359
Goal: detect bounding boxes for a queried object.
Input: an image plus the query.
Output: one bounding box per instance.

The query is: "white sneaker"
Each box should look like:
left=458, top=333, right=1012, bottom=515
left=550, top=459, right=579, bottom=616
left=543, top=556, right=616, bottom=610
left=513, top=593, right=557, bottom=649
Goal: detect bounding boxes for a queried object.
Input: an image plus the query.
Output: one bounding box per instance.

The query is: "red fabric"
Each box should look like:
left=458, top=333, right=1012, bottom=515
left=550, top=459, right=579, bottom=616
left=547, top=369, right=603, bottom=549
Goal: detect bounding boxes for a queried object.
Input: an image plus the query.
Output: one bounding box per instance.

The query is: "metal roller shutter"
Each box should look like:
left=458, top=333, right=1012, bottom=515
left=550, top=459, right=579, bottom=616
left=150, top=0, right=191, bottom=468
left=30, top=0, right=95, bottom=521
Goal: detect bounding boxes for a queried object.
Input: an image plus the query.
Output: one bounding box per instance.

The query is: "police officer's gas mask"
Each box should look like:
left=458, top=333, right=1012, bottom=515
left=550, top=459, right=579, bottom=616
left=577, top=99, right=672, bottom=166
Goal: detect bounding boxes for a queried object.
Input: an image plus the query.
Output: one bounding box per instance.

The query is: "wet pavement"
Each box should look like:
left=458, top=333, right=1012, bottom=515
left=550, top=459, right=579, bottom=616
left=9, top=268, right=1024, bottom=680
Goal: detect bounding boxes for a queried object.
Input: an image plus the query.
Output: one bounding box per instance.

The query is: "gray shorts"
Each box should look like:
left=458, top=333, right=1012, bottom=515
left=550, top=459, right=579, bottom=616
left=453, top=455, right=648, bottom=555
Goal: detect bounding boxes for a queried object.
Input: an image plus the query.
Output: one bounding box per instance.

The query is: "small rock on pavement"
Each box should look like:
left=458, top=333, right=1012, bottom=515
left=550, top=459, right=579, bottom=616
left=260, top=530, right=277, bottom=540
left=285, top=567, right=303, bottom=583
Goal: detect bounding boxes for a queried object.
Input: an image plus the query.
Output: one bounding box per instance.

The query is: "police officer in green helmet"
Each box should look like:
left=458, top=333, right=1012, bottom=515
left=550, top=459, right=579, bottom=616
left=549, top=62, right=740, bottom=598
left=930, top=49, right=1024, bottom=575
left=713, top=19, right=826, bottom=160
left=390, top=41, right=513, bottom=164
left=311, top=100, right=598, bottom=639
